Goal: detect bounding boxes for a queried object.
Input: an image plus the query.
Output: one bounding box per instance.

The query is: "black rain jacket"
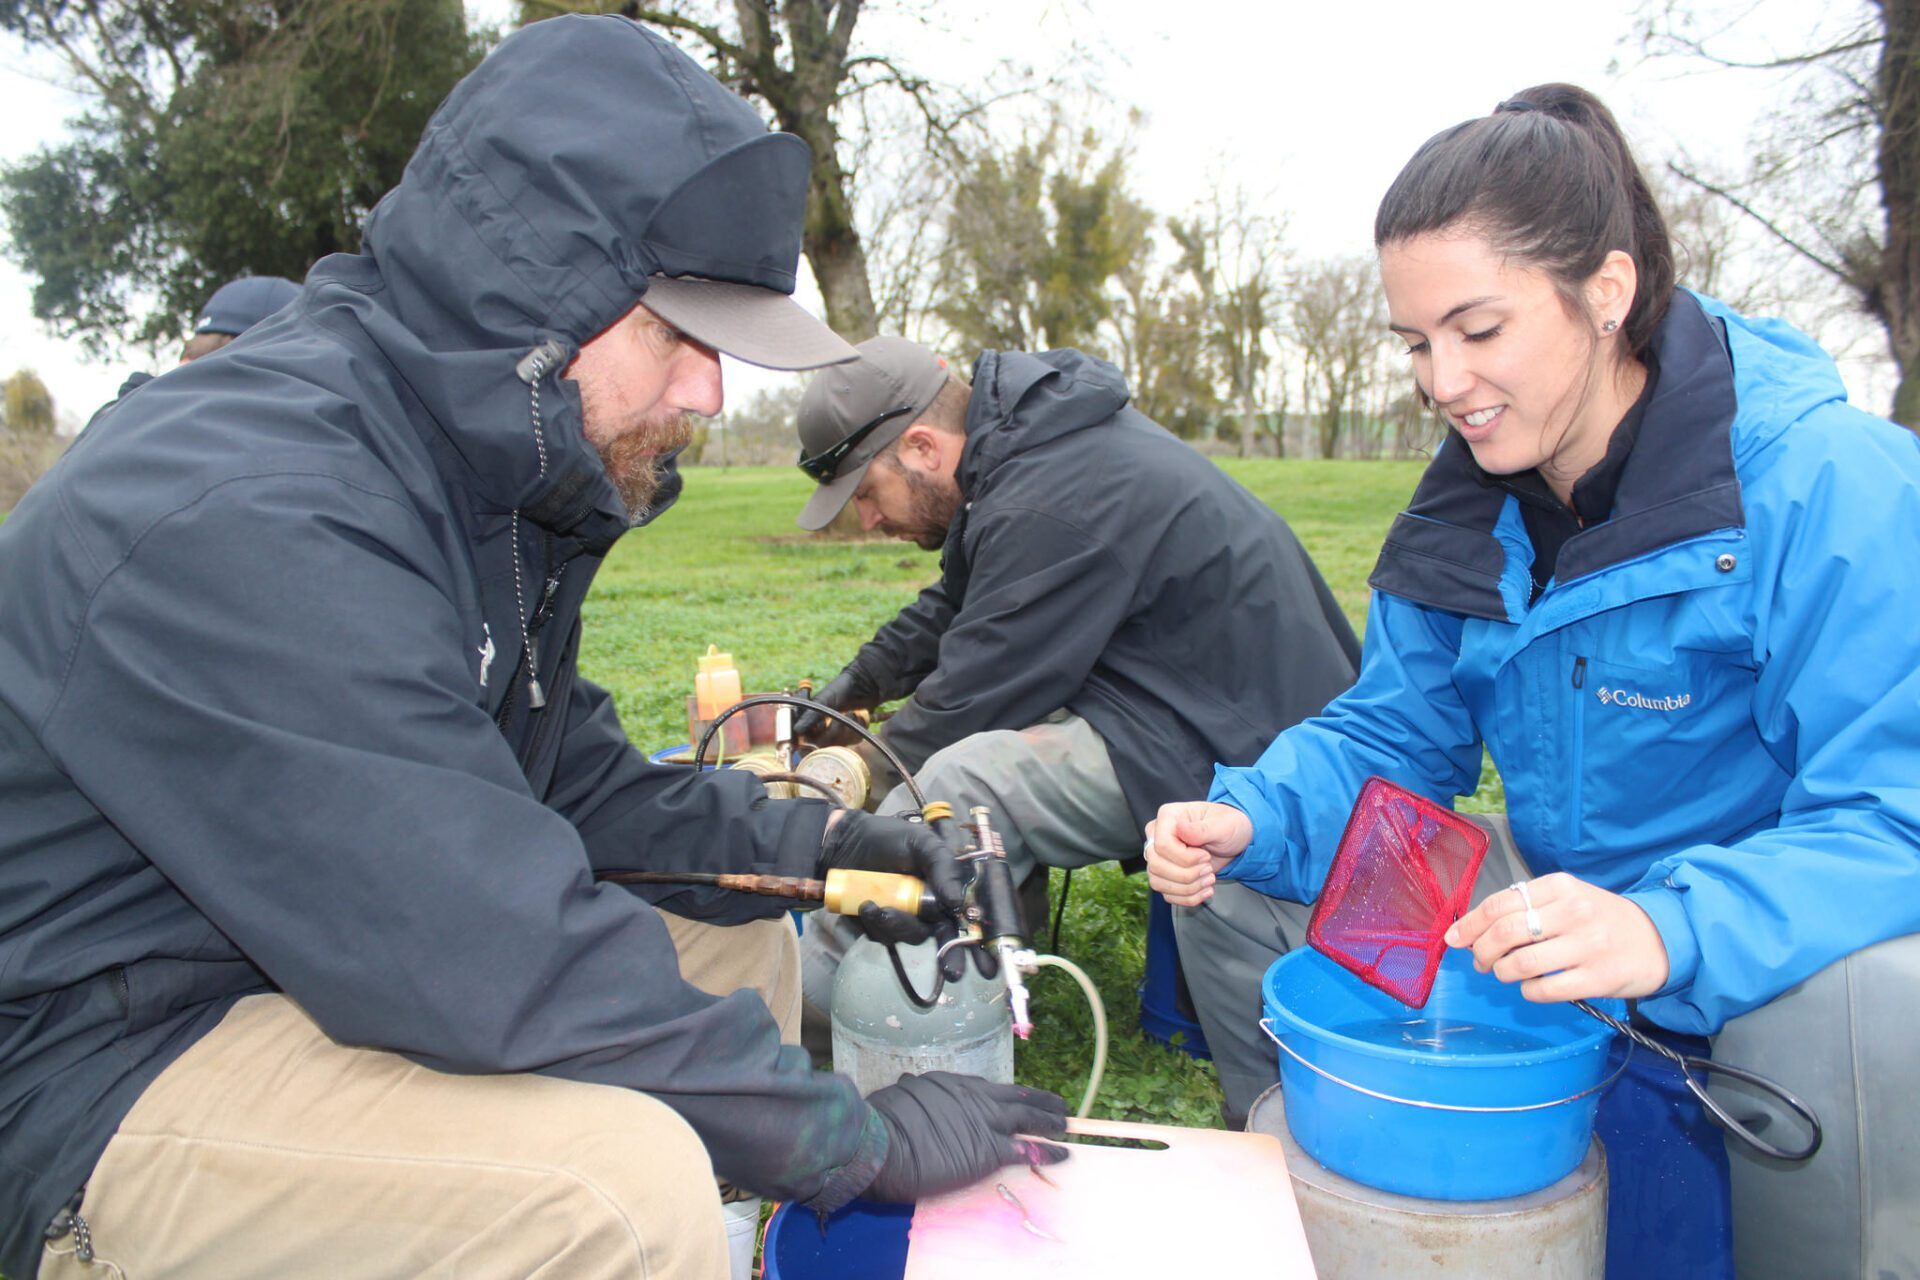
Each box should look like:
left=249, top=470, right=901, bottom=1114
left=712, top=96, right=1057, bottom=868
left=0, top=19, right=885, bottom=1275
left=852, top=349, right=1362, bottom=830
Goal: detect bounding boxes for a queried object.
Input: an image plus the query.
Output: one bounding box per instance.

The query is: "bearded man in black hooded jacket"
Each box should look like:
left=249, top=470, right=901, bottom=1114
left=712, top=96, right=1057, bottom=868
left=788, top=337, right=1362, bottom=1102
left=0, top=18, right=1065, bottom=1279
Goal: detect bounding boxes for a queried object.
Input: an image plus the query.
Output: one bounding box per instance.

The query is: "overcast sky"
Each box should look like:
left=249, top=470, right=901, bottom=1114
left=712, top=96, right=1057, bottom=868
left=0, top=0, right=1879, bottom=426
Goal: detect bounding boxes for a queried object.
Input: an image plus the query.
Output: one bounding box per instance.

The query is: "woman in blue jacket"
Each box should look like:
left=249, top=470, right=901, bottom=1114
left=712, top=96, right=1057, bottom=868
left=1148, top=84, right=1920, bottom=1278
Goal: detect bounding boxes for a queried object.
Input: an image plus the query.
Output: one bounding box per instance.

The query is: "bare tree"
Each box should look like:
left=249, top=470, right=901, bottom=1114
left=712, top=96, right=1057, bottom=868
left=1106, top=242, right=1219, bottom=440
left=520, top=1, right=1037, bottom=343
left=1290, top=255, right=1388, bottom=459
left=1169, top=184, right=1288, bottom=457
left=1639, top=0, right=1920, bottom=426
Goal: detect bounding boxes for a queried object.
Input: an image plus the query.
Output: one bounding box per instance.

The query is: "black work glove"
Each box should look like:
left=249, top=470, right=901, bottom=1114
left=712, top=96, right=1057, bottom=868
left=821, top=811, right=987, bottom=982
left=862, top=1072, right=1070, bottom=1203
left=793, top=666, right=882, bottom=747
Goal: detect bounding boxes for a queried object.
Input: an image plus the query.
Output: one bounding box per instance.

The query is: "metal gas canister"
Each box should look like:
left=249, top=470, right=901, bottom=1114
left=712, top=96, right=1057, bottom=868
left=830, top=934, right=1013, bottom=1096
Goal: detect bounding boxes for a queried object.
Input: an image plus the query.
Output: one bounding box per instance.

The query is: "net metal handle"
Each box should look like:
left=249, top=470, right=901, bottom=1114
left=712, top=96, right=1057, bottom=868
left=1570, top=999, right=1823, bottom=1164
left=1258, top=1016, right=1634, bottom=1114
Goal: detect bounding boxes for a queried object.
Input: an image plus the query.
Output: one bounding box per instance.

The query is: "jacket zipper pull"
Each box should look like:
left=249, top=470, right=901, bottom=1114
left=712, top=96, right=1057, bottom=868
left=526, top=637, right=547, bottom=710
left=515, top=339, right=568, bottom=385
left=1571, top=656, right=1587, bottom=689
left=45, top=1189, right=94, bottom=1263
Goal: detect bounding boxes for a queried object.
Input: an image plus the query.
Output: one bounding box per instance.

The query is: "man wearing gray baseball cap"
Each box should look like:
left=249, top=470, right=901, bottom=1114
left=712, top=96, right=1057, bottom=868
left=793, top=335, right=955, bottom=536
left=789, top=336, right=1363, bottom=1076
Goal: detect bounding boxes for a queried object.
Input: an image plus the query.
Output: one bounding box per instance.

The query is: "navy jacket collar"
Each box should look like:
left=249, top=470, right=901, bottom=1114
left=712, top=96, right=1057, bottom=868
left=1369, top=291, right=1743, bottom=621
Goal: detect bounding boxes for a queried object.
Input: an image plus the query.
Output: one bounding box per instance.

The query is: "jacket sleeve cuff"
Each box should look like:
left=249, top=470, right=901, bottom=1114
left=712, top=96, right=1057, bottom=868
left=1206, top=765, right=1286, bottom=884
left=1623, top=884, right=1700, bottom=1000
left=845, top=654, right=896, bottom=706
left=798, top=1106, right=890, bottom=1215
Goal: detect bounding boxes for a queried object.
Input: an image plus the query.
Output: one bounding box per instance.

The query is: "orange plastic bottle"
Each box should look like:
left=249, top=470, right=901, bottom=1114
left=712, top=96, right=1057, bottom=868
left=694, top=644, right=742, bottom=720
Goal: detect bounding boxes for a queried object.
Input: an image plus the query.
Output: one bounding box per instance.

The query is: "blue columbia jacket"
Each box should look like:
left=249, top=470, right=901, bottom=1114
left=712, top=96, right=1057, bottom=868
left=0, top=18, right=882, bottom=1276
left=1212, top=291, right=1920, bottom=1036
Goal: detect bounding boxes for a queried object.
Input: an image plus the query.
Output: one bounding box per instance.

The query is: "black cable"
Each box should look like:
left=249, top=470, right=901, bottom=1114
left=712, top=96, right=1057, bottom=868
left=1573, top=999, right=1823, bottom=1163
left=746, top=771, right=847, bottom=803
left=1049, top=867, right=1073, bottom=956
left=601, top=870, right=728, bottom=886
left=693, top=693, right=928, bottom=810
left=885, top=938, right=945, bottom=1009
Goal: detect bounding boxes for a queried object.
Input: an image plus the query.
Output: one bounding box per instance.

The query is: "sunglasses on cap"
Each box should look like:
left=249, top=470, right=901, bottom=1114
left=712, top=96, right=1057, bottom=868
left=797, top=406, right=916, bottom=484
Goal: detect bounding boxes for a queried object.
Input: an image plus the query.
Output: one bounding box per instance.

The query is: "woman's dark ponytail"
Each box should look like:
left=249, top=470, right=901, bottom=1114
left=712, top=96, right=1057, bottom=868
left=1374, top=83, right=1674, bottom=356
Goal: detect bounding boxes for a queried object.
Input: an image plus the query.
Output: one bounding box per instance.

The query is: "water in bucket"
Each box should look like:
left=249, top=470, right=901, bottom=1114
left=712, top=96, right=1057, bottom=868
left=1327, top=1015, right=1553, bottom=1055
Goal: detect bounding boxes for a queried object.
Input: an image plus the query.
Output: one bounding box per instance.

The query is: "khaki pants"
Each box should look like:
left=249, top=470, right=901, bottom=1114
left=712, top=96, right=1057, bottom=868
left=42, top=913, right=801, bottom=1280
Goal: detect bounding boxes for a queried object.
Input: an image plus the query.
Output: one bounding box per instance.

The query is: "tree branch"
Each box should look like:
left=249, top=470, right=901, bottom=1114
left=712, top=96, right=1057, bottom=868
left=1668, top=162, right=1857, bottom=284
left=1649, top=29, right=1881, bottom=73
left=826, top=0, right=861, bottom=69
left=627, top=5, right=749, bottom=66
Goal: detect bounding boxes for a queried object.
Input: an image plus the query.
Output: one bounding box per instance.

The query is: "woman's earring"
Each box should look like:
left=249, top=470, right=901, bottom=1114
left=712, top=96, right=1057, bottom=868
left=1601, top=318, right=1619, bottom=333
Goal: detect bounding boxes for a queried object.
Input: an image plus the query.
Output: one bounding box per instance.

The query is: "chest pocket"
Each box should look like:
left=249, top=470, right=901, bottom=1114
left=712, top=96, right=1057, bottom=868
left=1565, top=648, right=1771, bottom=857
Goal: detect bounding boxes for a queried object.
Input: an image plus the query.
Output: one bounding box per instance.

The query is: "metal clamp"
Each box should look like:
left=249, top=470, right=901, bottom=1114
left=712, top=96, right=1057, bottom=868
left=1258, top=1016, right=1634, bottom=1114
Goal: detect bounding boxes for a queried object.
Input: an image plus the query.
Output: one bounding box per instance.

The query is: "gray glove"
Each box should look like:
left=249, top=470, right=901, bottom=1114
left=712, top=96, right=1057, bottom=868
left=793, top=666, right=882, bottom=746
left=863, top=1072, right=1070, bottom=1203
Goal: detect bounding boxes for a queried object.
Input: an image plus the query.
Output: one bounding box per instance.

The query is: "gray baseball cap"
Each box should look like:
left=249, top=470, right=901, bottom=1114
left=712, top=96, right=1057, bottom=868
left=794, top=336, right=951, bottom=530
left=642, top=274, right=856, bottom=371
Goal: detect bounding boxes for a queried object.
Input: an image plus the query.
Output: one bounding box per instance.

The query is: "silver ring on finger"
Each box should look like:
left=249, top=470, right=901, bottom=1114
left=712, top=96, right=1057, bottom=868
left=1509, top=879, right=1545, bottom=942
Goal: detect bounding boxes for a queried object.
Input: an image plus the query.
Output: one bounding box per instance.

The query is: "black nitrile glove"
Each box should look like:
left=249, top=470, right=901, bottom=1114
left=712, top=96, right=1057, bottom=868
left=822, top=811, right=981, bottom=981
left=818, top=810, right=966, bottom=913
left=853, top=899, right=999, bottom=983
left=862, top=1072, right=1070, bottom=1203
left=793, top=666, right=882, bottom=746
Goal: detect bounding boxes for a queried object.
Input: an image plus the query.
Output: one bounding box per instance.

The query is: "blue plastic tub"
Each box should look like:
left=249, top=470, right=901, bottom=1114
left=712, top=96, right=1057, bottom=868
left=1262, top=946, right=1622, bottom=1200
left=761, top=1199, right=910, bottom=1280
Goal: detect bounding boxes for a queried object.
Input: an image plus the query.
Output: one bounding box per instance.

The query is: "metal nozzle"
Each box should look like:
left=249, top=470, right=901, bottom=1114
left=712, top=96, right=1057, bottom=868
left=997, top=940, right=1037, bottom=1038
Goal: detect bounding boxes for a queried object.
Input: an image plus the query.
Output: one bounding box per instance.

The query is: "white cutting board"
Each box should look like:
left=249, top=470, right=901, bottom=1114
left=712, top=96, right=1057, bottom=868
left=904, top=1116, right=1318, bottom=1279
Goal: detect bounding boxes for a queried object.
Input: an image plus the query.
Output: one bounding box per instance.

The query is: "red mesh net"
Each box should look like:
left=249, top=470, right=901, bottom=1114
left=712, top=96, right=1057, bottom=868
left=1306, top=777, right=1490, bottom=1008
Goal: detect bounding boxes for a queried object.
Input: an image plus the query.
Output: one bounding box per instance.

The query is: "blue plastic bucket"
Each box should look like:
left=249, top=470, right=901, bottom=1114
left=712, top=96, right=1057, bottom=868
left=761, top=1199, right=910, bottom=1280
left=1262, top=946, right=1622, bottom=1200
left=649, top=744, right=713, bottom=768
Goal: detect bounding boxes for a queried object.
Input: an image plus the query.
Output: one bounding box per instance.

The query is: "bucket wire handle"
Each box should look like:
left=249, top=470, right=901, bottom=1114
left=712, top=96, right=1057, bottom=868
left=1258, top=1017, right=1634, bottom=1113
left=1570, top=1000, right=1822, bottom=1164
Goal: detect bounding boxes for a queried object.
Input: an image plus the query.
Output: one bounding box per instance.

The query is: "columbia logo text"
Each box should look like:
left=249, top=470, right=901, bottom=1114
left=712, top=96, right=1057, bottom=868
left=1594, top=685, right=1692, bottom=712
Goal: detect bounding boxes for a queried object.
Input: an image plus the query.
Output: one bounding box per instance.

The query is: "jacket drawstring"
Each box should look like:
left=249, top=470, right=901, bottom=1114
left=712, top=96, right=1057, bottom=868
left=512, top=340, right=569, bottom=710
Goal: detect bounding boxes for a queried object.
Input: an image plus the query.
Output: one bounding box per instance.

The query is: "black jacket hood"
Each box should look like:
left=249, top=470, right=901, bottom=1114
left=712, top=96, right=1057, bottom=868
left=309, top=14, right=811, bottom=540
left=957, top=348, right=1131, bottom=494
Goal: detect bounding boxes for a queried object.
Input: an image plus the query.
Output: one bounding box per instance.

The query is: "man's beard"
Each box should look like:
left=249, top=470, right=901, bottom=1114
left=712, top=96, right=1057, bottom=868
left=596, top=412, right=694, bottom=524
left=885, top=462, right=963, bottom=551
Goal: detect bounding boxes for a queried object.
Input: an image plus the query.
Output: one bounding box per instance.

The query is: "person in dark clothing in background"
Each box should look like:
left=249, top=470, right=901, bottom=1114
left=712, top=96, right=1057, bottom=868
left=180, top=275, right=302, bottom=363
left=788, top=336, right=1361, bottom=1072
left=88, top=275, right=303, bottom=422
left=0, top=19, right=1065, bottom=1280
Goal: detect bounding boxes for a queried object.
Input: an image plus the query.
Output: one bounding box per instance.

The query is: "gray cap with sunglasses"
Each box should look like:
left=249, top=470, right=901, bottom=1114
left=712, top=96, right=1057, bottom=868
left=795, top=336, right=951, bottom=530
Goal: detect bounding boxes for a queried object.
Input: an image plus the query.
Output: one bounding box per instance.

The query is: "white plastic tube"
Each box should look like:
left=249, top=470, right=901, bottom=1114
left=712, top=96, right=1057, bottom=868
left=1032, top=952, right=1108, bottom=1118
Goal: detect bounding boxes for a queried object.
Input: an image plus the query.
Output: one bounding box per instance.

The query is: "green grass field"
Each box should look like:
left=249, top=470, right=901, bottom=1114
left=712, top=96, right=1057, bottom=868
left=586, top=457, right=1503, bottom=1127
